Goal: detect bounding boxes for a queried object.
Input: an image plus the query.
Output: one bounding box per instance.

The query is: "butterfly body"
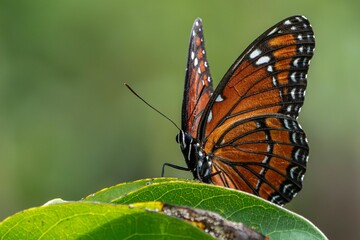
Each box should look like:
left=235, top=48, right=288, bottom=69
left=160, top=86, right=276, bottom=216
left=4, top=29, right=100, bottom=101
left=176, top=16, right=315, bottom=205
left=176, top=131, right=210, bottom=181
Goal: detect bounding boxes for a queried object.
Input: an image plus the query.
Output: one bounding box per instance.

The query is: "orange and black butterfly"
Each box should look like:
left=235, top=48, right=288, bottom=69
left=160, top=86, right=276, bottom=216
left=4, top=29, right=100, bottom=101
left=170, top=16, right=315, bottom=205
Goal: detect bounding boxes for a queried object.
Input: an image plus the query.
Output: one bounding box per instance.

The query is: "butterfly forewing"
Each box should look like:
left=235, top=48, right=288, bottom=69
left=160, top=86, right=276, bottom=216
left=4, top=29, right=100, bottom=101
left=182, top=18, right=213, bottom=138
left=198, top=16, right=314, bottom=204
left=199, top=16, right=315, bottom=139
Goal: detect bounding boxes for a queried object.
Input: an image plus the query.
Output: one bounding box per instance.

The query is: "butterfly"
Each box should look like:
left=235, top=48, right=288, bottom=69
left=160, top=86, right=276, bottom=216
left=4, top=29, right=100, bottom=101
left=168, top=16, right=315, bottom=205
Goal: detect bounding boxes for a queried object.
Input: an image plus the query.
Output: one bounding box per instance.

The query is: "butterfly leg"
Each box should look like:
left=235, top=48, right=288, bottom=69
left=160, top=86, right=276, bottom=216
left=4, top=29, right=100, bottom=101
left=161, top=163, right=190, bottom=177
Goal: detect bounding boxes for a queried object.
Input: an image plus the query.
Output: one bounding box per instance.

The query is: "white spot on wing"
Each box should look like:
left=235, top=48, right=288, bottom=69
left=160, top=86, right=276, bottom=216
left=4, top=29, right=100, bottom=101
left=267, top=65, right=273, bottom=72
left=267, top=27, right=278, bottom=36
left=292, top=132, right=298, bottom=144
left=301, top=175, right=305, bottom=182
left=207, top=111, right=212, bottom=123
left=283, top=119, right=291, bottom=129
left=194, top=57, right=198, bottom=66
left=298, top=89, right=304, bottom=98
left=256, top=56, right=270, bottom=65
left=270, top=195, right=282, bottom=204
left=290, top=166, right=298, bottom=179
left=255, top=179, right=261, bottom=191
left=300, top=72, right=305, bottom=79
left=294, top=149, right=301, bottom=161
left=191, top=51, right=195, bottom=60
left=287, top=105, right=293, bottom=113
left=266, top=144, right=271, bottom=152
left=302, top=58, right=308, bottom=66
left=283, top=184, right=294, bottom=194
left=262, top=156, right=270, bottom=163
left=307, top=46, right=311, bottom=54
left=215, top=94, right=224, bottom=102
left=272, top=76, right=277, bottom=86
left=250, top=49, right=261, bottom=59
left=284, top=20, right=292, bottom=25
left=293, top=58, right=300, bottom=67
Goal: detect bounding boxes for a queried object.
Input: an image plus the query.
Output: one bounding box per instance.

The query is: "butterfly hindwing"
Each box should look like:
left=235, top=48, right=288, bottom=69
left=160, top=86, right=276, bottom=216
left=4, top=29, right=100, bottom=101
left=207, top=114, right=308, bottom=204
left=182, top=18, right=213, bottom=139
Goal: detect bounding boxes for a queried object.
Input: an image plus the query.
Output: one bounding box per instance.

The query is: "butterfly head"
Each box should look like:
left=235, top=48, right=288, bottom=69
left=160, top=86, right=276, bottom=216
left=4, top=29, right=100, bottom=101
left=176, top=130, right=198, bottom=174
left=176, top=130, right=213, bottom=181
left=176, top=130, right=189, bottom=151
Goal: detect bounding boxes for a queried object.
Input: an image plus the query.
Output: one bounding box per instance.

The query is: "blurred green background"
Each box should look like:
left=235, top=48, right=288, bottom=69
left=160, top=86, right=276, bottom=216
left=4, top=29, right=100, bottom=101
left=0, top=1, right=359, bottom=239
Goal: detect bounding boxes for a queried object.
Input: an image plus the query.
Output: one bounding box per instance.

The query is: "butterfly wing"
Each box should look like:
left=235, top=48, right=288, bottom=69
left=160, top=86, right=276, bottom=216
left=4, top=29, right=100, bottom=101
left=199, top=16, right=315, bottom=204
left=208, top=114, right=308, bottom=204
left=182, top=18, right=213, bottom=138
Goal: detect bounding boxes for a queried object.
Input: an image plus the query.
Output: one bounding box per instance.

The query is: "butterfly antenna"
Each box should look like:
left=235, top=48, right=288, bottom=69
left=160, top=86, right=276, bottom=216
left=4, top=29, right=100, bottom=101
left=124, top=83, right=181, bottom=131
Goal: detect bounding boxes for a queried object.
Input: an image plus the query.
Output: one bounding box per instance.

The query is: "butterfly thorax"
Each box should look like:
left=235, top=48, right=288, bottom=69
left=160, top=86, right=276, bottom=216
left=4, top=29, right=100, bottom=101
left=176, top=130, right=212, bottom=181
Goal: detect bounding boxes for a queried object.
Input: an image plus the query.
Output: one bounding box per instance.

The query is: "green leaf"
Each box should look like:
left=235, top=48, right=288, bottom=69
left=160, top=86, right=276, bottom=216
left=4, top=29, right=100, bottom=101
left=0, top=201, right=212, bottom=240
left=0, top=178, right=327, bottom=239
left=83, top=177, right=181, bottom=202
left=106, top=178, right=327, bottom=240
